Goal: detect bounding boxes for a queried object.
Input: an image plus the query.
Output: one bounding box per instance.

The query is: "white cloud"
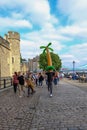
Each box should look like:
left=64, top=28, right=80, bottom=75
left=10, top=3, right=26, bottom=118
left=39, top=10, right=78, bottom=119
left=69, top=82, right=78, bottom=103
left=59, top=25, right=87, bottom=39
left=11, top=12, right=24, bottom=19
left=0, top=0, right=50, bottom=25
left=20, top=29, right=66, bottom=59
left=61, top=54, right=74, bottom=59
left=0, top=0, right=87, bottom=68
left=57, top=0, right=87, bottom=40
left=69, top=43, right=87, bottom=57
left=0, top=0, right=60, bottom=33
left=0, top=17, right=32, bottom=29
left=60, top=43, right=87, bottom=67
left=58, top=0, right=87, bottom=23
left=60, top=54, right=78, bottom=64
left=20, top=39, right=42, bottom=59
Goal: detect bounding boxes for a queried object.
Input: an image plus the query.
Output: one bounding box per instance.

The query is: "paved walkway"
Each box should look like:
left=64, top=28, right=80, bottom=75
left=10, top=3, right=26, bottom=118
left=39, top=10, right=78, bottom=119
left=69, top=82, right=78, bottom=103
left=0, top=79, right=87, bottom=130
left=63, top=78, right=87, bottom=87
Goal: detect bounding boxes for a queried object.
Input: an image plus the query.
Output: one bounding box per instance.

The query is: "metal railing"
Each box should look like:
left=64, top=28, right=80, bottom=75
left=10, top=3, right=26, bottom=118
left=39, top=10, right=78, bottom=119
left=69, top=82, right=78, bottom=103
left=0, top=77, right=12, bottom=89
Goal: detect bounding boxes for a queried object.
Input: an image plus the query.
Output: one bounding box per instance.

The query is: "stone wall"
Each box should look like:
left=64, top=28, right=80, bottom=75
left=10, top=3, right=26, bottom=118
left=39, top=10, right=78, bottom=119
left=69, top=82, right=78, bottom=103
left=0, top=44, right=10, bottom=77
left=0, top=31, right=21, bottom=77
left=6, top=31, right=20, bottom=76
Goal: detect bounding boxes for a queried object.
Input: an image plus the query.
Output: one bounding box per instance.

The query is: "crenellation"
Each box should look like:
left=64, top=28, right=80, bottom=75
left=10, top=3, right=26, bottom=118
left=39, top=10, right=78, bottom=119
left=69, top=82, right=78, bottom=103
left=7, top=31, right=20, bottom=40
left=4, top=34, right=8, bottom=40
left=0, top=36, right=10, bottom=49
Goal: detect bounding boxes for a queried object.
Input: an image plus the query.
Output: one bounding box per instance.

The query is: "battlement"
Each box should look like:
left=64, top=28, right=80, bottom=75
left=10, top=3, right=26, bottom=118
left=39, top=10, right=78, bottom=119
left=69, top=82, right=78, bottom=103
left=4, top=31, right=20, bottom=41
left=0, top=36, right=10, bottom=50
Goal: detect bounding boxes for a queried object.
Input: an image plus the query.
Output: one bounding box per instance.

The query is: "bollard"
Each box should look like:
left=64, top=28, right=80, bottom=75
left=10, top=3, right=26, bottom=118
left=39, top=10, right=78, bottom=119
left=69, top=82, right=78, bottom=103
left=4, top=79, right=6, bottom=88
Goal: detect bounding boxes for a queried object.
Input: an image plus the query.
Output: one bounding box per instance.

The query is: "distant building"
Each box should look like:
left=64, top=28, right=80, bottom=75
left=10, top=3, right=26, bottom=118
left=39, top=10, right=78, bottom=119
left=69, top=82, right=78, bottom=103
left=20, top=60, right=29, bottom=73
left=0, top=31, right=20, bottom=77
left=28, top=56, right=40, bottom=72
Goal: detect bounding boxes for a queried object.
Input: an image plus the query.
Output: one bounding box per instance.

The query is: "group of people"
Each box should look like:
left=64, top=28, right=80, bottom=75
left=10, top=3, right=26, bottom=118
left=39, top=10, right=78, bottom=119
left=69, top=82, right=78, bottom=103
left=12, top=71, right=36, bottom=97
left=12, top=70, right=60, bottom=98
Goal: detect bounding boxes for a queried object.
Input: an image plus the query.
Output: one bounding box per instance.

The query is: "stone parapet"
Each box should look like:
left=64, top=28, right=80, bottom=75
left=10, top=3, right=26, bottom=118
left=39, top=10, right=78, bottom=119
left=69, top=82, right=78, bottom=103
left=6, top=31, right=20, bottom=41
left=0, top=36, right=10, bottom=50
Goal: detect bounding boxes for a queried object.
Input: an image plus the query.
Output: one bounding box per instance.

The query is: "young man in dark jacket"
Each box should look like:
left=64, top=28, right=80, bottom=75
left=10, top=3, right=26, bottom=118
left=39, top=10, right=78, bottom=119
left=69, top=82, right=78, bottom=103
left=46, top=70, right=55, bottom=97
left=17, top=72, right=25, bottom=97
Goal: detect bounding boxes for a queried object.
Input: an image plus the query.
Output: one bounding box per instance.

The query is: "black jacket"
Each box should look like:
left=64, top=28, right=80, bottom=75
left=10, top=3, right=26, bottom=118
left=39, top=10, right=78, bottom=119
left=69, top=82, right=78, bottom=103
left=46, top=72, right=55, bottom=82
left=18, top=75, right=24, bottom=85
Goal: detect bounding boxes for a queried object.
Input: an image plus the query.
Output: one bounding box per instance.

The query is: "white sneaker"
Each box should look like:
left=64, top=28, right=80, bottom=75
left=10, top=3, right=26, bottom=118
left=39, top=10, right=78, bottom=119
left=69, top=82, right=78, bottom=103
left=19, top=95, right=22, bottom=98
left=50, top=94, right=52, bottom=97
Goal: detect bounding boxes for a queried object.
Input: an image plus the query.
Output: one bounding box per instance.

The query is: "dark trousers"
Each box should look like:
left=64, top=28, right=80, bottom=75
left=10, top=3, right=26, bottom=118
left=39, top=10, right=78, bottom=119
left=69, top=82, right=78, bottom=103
left=39, top=80, right=43, bottom=86
left=13, top=83, right=18, bottom=93
left=48, top=82, right=52, bottom=94
left=28, top=85, right=34, bottom=95
left=54, top=78, right=58, bottom=85
left=35, top=79, right=38, bottom=86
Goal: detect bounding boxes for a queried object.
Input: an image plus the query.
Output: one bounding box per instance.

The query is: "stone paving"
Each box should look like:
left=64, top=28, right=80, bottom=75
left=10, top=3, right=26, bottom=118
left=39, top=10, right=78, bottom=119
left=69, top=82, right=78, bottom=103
left=64, top=78, right=87, bottom=92
left=0, top=79, right=87, bottom=130
left=63, top=78, right=87, bottom=87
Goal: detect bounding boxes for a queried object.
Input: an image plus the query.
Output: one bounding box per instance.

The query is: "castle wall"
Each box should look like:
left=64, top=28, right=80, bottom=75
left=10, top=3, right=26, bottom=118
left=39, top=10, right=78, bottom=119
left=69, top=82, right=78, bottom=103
left=6, top=31, right=20, bottom=75
left=0, top=31, right=21, bottom=78
left=0, top=44, right=10, bottom=77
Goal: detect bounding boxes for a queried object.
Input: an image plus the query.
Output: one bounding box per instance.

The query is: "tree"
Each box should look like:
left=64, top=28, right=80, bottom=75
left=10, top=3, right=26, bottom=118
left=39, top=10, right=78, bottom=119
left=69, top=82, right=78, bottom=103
left=20, top=53, right=27, bottom=63
left=39, top=52, right=62, bottom=71
left=20, top=53, right=22, bottom=63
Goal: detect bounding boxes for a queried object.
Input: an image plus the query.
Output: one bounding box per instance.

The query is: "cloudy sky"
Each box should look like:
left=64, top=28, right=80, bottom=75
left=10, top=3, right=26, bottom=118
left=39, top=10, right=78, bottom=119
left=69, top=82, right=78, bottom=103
left=0, top=0, right=87, bottom=69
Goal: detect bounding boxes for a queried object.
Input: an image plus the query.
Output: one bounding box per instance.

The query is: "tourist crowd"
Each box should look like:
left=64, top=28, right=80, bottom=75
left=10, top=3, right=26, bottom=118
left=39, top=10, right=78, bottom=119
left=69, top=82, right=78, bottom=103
left=12, top=71, right=61, bottom=97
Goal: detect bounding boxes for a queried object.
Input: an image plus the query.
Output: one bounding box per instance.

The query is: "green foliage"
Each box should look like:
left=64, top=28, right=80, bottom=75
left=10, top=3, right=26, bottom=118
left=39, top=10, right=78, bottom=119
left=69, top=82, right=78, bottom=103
left=20, top=53, right=22, bottom=63
left=20, top=53, right=27, bottom=63
left=39, top=53, right=47, bottom=70
left=39, top=52, right=62, bottom=71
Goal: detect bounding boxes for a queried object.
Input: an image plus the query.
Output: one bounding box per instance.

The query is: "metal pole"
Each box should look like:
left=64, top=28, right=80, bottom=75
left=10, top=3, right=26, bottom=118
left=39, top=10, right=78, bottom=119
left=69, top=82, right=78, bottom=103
left=73, top=61, right=75, bottom=80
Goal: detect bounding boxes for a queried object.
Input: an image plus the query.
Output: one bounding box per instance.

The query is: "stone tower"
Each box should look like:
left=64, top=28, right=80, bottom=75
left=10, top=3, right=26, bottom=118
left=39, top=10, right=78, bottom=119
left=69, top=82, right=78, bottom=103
left=4, top=31, right=20, bottom=75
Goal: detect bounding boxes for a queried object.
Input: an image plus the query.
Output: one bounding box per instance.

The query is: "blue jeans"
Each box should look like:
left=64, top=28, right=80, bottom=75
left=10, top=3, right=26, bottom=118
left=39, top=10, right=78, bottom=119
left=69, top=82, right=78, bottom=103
left=39, top=81, right=43, bottom=86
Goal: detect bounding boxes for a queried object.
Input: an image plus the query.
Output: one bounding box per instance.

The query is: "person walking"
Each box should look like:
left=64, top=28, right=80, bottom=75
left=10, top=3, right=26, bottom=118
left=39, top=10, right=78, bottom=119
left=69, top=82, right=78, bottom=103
left=53, top=71, right=59, bottom=86
left=35, top=73, right=39, bottom=87
left=12, top=72, right=19, bottom=94
left=38, top=73, right=44, bottom=87
left=25, top=78, right=36, bottom=97
left=46, top=70, right=55, bottom=97
left=17, top=72, right=25, bottom=97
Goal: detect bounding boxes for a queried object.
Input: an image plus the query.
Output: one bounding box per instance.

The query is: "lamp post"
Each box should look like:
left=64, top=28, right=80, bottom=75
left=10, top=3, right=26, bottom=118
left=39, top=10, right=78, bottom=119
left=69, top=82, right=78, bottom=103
left=73, top=61, right=75, bottom=80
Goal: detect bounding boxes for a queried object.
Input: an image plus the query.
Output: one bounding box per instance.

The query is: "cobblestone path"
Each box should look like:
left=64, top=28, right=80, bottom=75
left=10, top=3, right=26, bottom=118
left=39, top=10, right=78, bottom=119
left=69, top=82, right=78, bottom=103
left=0, top=79, right=87, bottom=130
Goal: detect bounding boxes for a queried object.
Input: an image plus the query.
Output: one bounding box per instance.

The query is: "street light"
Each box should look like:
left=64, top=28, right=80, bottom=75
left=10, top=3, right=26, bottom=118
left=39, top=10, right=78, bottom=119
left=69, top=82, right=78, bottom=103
left=73, top=61, right=75, bottom=80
